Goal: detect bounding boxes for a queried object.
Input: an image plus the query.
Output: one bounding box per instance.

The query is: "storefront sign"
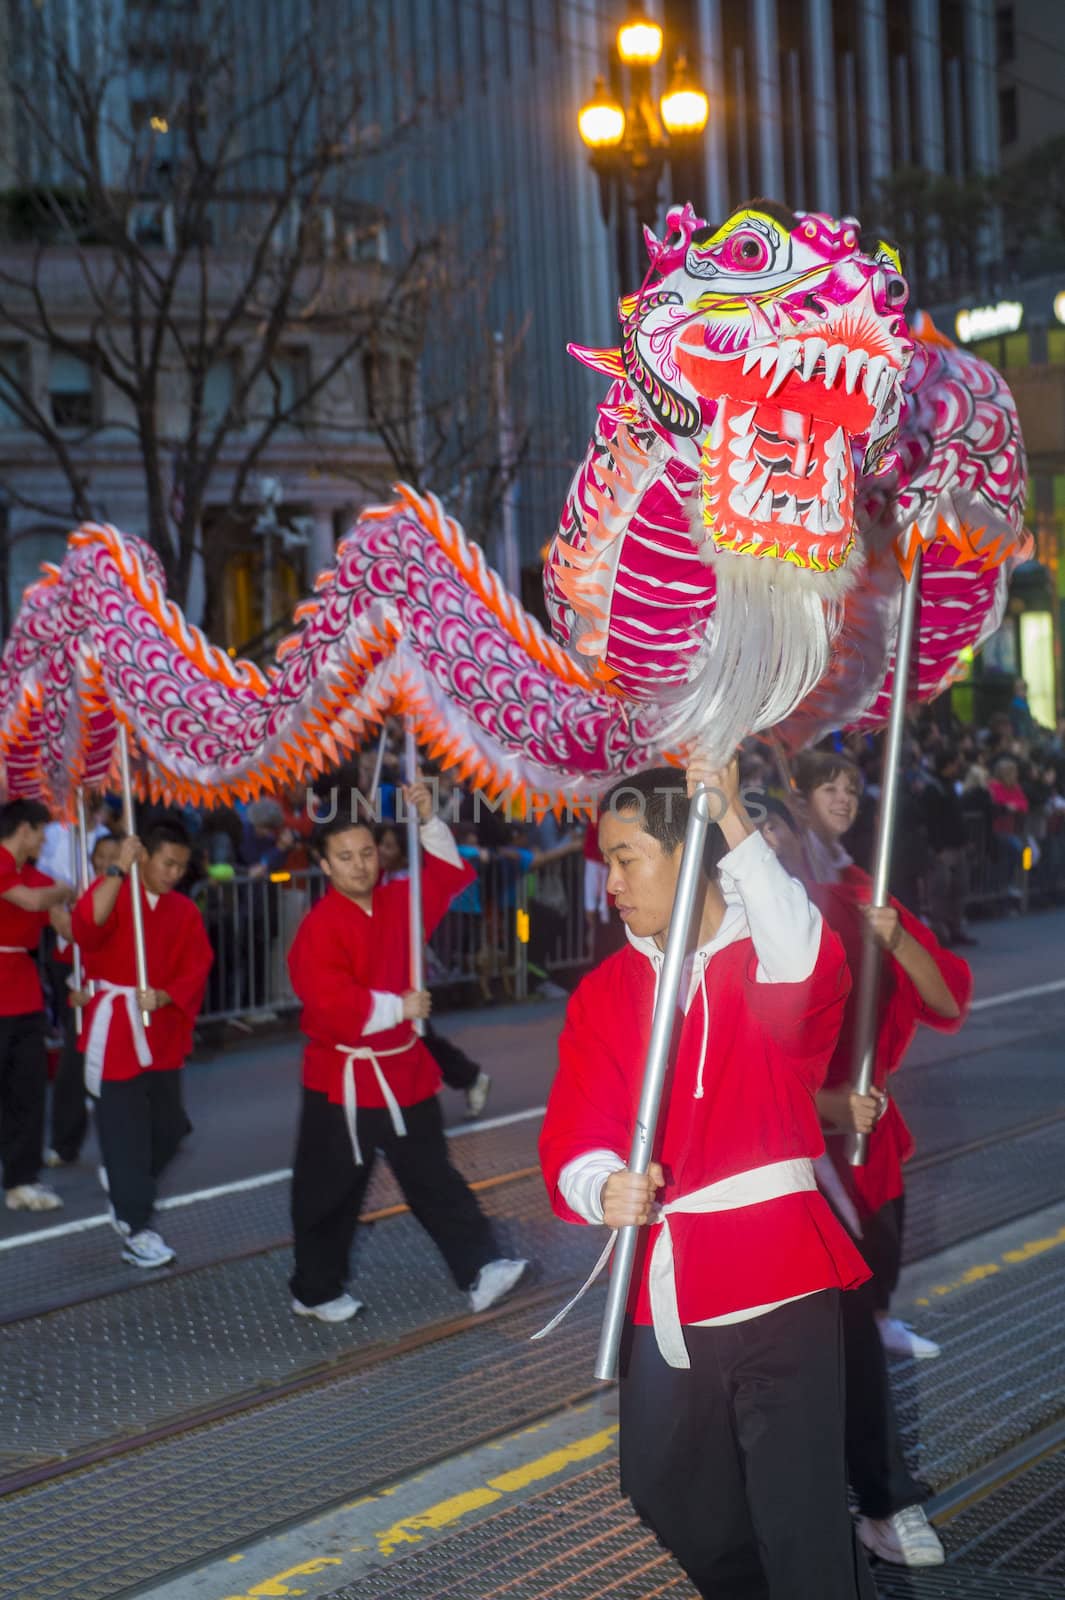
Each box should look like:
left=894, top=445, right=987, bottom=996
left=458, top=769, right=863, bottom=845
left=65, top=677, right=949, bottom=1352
left=954, top=301, right=1024, bottom=343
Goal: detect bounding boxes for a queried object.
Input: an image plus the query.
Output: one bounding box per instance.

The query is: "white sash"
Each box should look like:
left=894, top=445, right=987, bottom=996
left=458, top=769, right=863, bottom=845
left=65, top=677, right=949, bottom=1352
left=532, top=1157, right=816, bottom=1369
left=336, top=1036, right=417, bottom=1165
left=84, top=981, right=152, bottom=1097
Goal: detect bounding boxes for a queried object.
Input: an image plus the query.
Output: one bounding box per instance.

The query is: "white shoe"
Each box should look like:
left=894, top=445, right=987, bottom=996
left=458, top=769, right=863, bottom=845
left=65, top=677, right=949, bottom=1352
left=121, top=1229, right=176, bottom=1268
left=465, top=1070, right=492, bottom=1119
left=469, top=1257, right=528, bottom=1313
left=291, top=1293, right=364, bottom=1323
left=108, top=1205, right=130, bottom=1239
left=97, top=1164, right=110, bottom=1194
left=5, top=1182, right=63, bottom=1212
left=536, top=980, right=568, bottom=1001
left=858, top=1506, right=945, bottom=1567
left=43, top=1148, right=68, bottom=1168
left=878, top=1316, right=941, bottom=1359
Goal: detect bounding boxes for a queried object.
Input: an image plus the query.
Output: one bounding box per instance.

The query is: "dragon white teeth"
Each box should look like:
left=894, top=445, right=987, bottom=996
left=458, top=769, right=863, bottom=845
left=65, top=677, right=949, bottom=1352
left=803, top=502, right=825, bottom=535
left=825, top=425, right=847, bottom=459
left=766, top=340, right=801, bottom=397
left=728, top=404, right=758, bottom=434
left=843, top=349, right=866, bottom=394
left=822, top=343, right=847, bottom=387
left=741, top=346, right=763, bottom=375
left=754, top=490, right=774, bottom=520
left=863, top=356, right=888, bottom=403
left=874, top=369, right=894, bottom=412
left=728, top=458, right=757, bottom=485
left=801, top=338, right=826, bottom=382
left=779, top=493, right=799, bottom=523
left=758, top=345, right=778, bottom=377
left=728, top=431, right=757, bottom=457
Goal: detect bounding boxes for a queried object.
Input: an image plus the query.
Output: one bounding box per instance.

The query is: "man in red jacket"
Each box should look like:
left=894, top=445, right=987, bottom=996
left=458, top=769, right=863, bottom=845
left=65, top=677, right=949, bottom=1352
left=72, top=820, right=213, bottom=1268
left=539, top=758, right=874, bottom=1600
left=286, top=779, right=527, bottom=1323
left=0, top=800, right=75, bottom=1213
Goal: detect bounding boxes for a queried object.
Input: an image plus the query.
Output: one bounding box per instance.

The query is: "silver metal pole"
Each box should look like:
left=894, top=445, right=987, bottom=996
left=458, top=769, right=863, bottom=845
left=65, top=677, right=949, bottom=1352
left=595, top=785, right=711, bottom=1382
left=69, top=793, right=89, bottom=1008
left=369, top=720, right=389, bottom=806
left=845, top=551, right=922, bottom=1165
left=117, top=738, right=151, bottom=1029
left=404, top=723, right=425, bottom=1036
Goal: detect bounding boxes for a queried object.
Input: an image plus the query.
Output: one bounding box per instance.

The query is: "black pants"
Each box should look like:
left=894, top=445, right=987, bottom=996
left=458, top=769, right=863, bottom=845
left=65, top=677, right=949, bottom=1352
left=861, top=1195, right=905, bottom=1314
left=289, top=1089, right=498, bottom=1307
left=48, top=970, right=87, bottom=1163
left=425, top=1020, right=479, bottom=1092
left=619, top=1292, right=876, bottom=1600
left=0, top=1012, right=47, bottom=1190
left=94, top=1070, right=191, bottom=1234
left=840, top=1195, right=923, bottom=1518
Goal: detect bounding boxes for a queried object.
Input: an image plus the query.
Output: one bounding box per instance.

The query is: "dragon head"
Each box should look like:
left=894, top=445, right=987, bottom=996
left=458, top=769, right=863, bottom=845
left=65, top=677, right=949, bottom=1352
left=572, top=199, right=914, bottom=592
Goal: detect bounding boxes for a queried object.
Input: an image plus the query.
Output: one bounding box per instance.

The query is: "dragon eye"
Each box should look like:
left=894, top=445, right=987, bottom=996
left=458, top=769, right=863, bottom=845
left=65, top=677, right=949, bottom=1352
left=885, top=276, right=907, bottom=303
left=718, top=229, right=772, bottom=272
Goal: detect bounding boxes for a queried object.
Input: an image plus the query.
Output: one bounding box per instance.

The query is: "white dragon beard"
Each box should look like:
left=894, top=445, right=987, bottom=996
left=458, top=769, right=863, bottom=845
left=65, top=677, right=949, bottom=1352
left=654, top=542, right=857, bottom=763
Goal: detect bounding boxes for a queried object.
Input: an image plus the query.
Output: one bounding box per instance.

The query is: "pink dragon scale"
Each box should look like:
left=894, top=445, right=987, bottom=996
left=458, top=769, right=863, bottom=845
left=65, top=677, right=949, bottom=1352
left=0, top=200, right=1029, bottom=811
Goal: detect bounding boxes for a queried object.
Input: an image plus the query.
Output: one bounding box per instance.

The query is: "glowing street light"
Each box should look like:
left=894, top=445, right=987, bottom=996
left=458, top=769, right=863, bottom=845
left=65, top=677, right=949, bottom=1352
left=617, top=14, right=663, bottom=67
left=578, top=78, right=626, bottom=151
left=660, top=55, right=709, bottom=138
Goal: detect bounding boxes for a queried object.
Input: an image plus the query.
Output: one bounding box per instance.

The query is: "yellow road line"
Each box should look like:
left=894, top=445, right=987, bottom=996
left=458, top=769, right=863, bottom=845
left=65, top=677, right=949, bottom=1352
left=218, top=1421, right=618, bottom=1598
left=914, top=1220, right=1065, bottom=1306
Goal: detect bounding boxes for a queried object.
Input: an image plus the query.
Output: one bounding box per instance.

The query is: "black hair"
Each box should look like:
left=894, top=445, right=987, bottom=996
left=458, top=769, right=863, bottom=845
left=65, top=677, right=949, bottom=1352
left=143, top=818, right=191, bottom=855
left=312, top=813, right=376, bottom=859
left=601, top=768, right=728, bottom=877
left=0, top=799, right=50, bottom=838
left=759, top=794, right=800, bottom=834
left=91, top=831, right=123, bottom=863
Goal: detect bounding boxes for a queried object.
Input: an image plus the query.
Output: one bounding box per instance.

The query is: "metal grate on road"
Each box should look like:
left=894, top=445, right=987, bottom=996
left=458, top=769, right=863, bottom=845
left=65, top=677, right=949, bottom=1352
left=939, top=1444, right=1065, bottom=1578
left=0, top=1290, right=609, bottom=1600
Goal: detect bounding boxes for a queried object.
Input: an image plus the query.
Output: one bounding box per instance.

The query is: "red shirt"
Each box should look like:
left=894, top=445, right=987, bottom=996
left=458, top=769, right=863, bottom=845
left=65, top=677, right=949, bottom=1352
left=71, top=878, right=213, bottom=1079
left=288, top=846, right=473, bottom=1108
left=816, top=866, right=972, bottom=1214
left=540, top=926, right=870, bottom=1325
left=0, top=846, right=53, bottom=1016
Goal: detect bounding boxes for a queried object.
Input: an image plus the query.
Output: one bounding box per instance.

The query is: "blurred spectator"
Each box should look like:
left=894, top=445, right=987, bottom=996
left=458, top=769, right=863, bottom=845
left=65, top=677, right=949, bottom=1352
left=1010, top=678, right=1035, bottom=742
left=921, top=750, right=976, bottom=947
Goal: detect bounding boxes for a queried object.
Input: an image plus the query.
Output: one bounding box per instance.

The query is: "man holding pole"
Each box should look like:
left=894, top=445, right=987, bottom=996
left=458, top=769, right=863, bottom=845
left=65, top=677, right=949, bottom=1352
left=539, top=757, right=875, bottom=1600
left=286, top=779, right=527, bottom=1322
left=72, top=820, right=213, bottom=1267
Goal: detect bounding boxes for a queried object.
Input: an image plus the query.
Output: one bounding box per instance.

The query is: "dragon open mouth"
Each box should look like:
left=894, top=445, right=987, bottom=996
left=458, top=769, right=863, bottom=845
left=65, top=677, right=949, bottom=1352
left=675, top=293, right=906, bottom=574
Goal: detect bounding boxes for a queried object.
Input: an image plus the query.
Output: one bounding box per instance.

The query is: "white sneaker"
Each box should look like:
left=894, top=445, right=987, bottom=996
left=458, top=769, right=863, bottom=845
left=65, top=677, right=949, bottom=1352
left=5, top=1183, right=63, bottom=1212
left=858, top=1506, right=945, bottom=1567
left=469, top=1257, right=529, bottom=1313
left=97, top=1164, right=110, bottom=1194
left=121, top=1229, right=176, bottom=1268
left=878, top=1316, right=941, bottom=1359
left=43, top=1148, right=68, bottom=1168
left=465, top=1070, right=492, bottom=1119
left=291, top=1293, right=364, bottom=1323
left=108, top=1205, right=130, bottom=1239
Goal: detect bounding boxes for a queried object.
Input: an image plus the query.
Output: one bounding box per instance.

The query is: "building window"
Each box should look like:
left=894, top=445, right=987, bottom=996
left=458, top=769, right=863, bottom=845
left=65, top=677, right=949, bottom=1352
left=996, top=5, right=1015, bottom=65
left=202, top=356, right=239, bottom=426
left=49, top=351, right=95, bottom=430
left=0, top=346, right=27, bottom=429
left=266, top=349, right=311, bottom=423
left=999, top=84, right=1018, bottom=145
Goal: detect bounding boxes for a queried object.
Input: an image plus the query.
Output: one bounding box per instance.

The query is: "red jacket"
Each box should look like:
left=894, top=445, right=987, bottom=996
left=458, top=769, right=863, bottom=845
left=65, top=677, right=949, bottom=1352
left=288, top=843, right=473, bottom=1108
left=72, top=878, right=213, bottom=1079
left=0, top=846, right=53, bottom=1016
left=540, top=915, right=869, bottom=1325
left=815, top=866, right=972, bottom=1214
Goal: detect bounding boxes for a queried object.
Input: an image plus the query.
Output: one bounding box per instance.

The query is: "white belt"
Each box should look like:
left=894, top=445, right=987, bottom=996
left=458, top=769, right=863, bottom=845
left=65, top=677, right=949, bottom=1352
left=532, top=1157, right=816, bottom=1369
left=336, top=1036, right=417, bottom=1165
left=84, top=981, right=152, bottom=1097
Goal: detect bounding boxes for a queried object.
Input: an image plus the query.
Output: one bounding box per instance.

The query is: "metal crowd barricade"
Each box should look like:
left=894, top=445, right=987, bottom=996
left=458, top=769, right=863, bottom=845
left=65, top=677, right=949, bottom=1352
left=193, top=845, right=593, bottom=1026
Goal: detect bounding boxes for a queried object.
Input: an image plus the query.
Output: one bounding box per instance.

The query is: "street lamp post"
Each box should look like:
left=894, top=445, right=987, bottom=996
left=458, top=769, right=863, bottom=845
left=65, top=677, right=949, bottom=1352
left=579, top=13, right=709, bottom=292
